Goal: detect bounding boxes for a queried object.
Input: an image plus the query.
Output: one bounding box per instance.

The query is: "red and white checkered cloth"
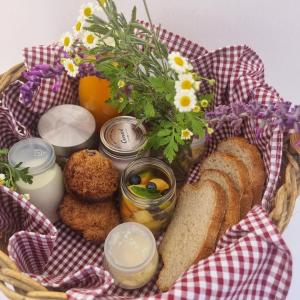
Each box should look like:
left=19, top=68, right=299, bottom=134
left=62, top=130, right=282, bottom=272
left=0, top=26, right=292, bottom=300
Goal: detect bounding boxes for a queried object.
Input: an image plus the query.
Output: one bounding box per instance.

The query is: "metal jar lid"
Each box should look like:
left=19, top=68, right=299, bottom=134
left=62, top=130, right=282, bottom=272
left=100, top=116, right=147, bottom=157
left=38, top=104, right=96, bottom=157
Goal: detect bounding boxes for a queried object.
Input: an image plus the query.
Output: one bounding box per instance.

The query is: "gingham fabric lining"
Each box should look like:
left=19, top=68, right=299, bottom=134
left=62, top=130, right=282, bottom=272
left=0, top=26, right=292, bottom=300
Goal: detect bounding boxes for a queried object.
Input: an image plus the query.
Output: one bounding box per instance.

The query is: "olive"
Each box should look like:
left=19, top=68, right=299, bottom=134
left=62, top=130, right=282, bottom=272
left=129, top=174, right=141, bottom=185
left=147, top=182, right=157, bottom=190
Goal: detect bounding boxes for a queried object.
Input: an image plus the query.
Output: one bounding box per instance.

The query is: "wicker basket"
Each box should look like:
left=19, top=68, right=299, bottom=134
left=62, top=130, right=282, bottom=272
left=0, top=63, right=299, bottom=300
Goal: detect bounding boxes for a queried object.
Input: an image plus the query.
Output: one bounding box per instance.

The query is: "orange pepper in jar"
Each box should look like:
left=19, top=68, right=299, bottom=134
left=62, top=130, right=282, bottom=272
left=79, top=76, right=119, bottom=127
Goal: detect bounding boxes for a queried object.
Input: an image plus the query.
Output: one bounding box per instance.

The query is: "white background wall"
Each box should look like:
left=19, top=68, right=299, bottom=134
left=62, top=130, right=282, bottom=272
left=0, top=1, right=299, bottom=299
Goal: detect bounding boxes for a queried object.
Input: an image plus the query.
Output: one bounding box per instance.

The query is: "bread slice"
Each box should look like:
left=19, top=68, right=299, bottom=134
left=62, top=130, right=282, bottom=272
left=217, top=137, right=266, bottom=206
left=198, top=169, right=240, bottom=237
left=157, top=180, right=226, bottom=292
left=200, top=152, right=252, bottom=218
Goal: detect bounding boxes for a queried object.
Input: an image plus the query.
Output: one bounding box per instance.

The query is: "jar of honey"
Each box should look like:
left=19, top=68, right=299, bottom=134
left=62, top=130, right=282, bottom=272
left=79, top=76, right=119, bottom=127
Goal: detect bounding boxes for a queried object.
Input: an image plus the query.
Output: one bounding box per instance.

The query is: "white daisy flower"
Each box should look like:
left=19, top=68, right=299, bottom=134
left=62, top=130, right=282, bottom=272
left=82, top=31, right=99, bottom=49
left=181, top=129, right=193, bottom=140
left=175, top=73, right=195, bottom=92
left=0, top=173, right=5, bottom=181
left=62, top=58, right=79, bottom=77
left=103, top=36, right=115, bottom=47
left=174, top=90, right=196, bottom=112
left=60, top=32, right=74, bottom=52
left=73, top=17, right=85, bottom=36
left=168, top=52, right=192, bottom=73
left=80, top=2, right=96, bottom=19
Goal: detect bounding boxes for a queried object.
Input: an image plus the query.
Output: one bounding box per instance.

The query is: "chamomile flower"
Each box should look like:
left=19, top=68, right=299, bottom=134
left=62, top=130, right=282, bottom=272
left=73, top=17, right=85, bottom=36
left=168, top=52, right=192, bottom=74
left=82, top=31, right=99, bottom=49
left=174, top=90, right=196, bottom=112
left=193, top=105, right=201, bottom=113
left=60, top=32, right=74, bottom=52
left=181, top=129, right=193, bottom=140
left=175, top=73, right=195, bottom=92
left=0, top=173, right=5, bottom=185
left=62, top=58, right=79, bottom=77
left=200, top=99, right=209, bottom=108
left=118, top=80, right=126, bottom=88
left=80, top=2, right=96, bottom=19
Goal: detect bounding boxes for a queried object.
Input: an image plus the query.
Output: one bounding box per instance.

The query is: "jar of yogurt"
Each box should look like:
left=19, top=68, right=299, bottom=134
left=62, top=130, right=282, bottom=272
left=104, top=222, right=158, bottom=289
left=8, top=138, right=64, bottom=223
left=99, top=116, right=149, bottom=171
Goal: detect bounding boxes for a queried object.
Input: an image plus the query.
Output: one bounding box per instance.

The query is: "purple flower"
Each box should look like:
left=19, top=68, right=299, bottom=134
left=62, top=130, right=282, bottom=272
left=206, top=101, right=300, bottom=135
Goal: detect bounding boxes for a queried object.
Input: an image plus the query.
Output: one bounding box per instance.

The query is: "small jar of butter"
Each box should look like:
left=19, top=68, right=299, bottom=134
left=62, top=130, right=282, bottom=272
left=99, top=116, right=149, bottom=171
left=104, top=222, right=158, bottom=289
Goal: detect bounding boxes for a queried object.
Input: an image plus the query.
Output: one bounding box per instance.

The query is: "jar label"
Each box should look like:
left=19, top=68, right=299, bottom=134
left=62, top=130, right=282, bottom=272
left=107, top=123, right=144, bottom=151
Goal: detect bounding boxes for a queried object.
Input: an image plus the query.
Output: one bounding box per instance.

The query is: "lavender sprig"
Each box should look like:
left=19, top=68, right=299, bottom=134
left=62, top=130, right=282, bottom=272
left=206, top=101, right=300, bottom=135
left=20, top=60, right=101, bottom=105
left=20, top=63, right=64, bottom=104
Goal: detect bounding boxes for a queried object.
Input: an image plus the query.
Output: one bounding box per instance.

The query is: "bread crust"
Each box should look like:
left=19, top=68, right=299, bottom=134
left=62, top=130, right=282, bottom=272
left=157, top=180, right=226, bottom=292
left=217, top=137, right=266, bottom=206
left=194, top=180, right=226, bottom=261
left=201, top=152, right=252, bottom=218
left=199, top=169, right=240, bottom=236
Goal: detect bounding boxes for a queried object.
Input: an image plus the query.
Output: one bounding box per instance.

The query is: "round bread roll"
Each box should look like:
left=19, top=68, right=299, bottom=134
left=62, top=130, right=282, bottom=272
left=64, top=149, right=119, bottom=202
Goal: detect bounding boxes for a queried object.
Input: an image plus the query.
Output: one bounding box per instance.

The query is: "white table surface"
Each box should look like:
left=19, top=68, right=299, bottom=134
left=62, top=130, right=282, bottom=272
left=0, top=1, right=299, bottom=299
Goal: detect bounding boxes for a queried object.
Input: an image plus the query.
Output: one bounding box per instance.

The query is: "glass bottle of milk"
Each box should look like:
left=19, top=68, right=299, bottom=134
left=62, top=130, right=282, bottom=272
left=8, top=138, right=64, bottom=223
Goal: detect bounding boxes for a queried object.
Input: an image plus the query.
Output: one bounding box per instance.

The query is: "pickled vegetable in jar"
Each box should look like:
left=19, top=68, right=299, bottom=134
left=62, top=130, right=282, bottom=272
left=120, top=158, right=176, bottom=235
left=79, top=76, right=119, bottom=127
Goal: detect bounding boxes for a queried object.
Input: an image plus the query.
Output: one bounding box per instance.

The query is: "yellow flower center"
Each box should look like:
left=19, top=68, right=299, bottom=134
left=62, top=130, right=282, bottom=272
left=180, top=96, right=191, bottom=107
left=68, top=63, right=75, bottom=72
left=181, top=80, right=192, bottom=89
left=118, top=80, right=125, bottom=88
left=174, top=56, right=184, bottom=66
left=64, top=37, right=70, bottom=46
left=75, top=22, right=82, bottom=32
left=84, top=7, right=92, bottom=17
left=182, top=130, right=191, bottom=139
left=99, top=0, right=107, bottom=5
left=86, top=34, right=95, bottom=44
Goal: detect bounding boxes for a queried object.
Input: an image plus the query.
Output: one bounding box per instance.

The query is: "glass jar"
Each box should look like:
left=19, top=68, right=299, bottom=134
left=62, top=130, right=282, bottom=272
left=99, top=116, right=149, bottom=171
left=120, top=158, right=176, bottom=235
left=104, top=222, right=159, bottom=289
left=8, top=138, right=64, bottom=223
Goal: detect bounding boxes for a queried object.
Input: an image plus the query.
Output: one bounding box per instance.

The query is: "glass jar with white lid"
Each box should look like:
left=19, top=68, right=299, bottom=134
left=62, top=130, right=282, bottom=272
left=104, top=222, right=159, bottom=289
left=8, top=138, right=64, bottom=223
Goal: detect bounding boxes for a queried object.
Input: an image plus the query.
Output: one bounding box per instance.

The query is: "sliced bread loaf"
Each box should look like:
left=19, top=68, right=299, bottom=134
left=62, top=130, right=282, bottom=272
left=217, top=137, right=266, bottom=206
left=198, top=169, right=240, bottom=237
left=157, top=180, right=226, bottom=292
left=200, top=151, right=252, bottom=218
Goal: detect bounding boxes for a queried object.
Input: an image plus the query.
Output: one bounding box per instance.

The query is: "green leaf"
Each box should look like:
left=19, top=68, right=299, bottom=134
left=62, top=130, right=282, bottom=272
left=144, top=101, right=155, bottom=118
left=129, top=185, right=161, bottom=199
left=157, top=129, right=171, bottom=137
left=131, top=6, right=137, bottom=23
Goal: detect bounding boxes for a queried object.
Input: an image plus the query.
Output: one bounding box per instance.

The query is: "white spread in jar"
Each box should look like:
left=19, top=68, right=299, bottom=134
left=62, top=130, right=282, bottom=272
left=104, top=222, right=158, bottom=289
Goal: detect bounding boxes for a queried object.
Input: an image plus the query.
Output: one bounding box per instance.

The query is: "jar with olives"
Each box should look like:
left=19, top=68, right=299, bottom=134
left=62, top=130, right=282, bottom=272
left=120, top=158, right=176, bottom=235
